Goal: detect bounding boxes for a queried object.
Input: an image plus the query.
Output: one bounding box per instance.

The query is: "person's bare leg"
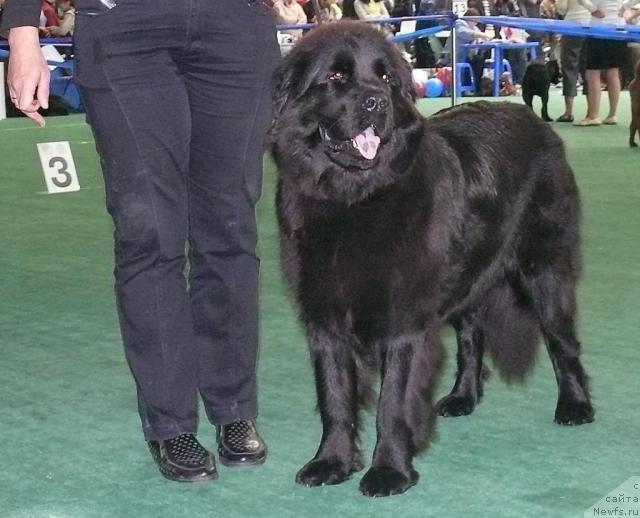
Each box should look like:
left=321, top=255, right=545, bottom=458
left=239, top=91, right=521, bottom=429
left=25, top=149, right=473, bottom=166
left=585, top=69, right=601, bottom=120
left=563, top=95, right=575, bottom=117
left=605, top=67, right=621, bottom=119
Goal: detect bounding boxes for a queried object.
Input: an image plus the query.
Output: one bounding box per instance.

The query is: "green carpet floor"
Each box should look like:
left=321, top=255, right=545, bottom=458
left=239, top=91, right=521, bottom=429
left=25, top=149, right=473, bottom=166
left=1, top=90, right=638, bottom=518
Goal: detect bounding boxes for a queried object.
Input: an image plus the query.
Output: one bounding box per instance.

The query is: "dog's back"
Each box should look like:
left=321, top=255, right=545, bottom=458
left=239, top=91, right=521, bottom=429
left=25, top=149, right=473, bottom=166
left=629, top=60, right=640, bottom=147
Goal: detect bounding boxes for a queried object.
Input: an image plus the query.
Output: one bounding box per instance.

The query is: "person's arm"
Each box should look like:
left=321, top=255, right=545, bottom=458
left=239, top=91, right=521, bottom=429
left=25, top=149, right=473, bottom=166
left=625, top=6, right=640, bottom=21
left=576, top=0, right=604, bottom=17
left=48, top=11, right=74, bottom=36
left=296, top=4, right=308, bottom=24
left=6, top=26, right=50, bottom=127
left=354, top=0, right=371, bottom=19
left=619, top=0, right=635, bottom=16
left=272, top=1, right=289, bottom=23
left=1, top=0, right=50, bottom=126
left=355, top=0, right=384, bottom=19
left=0, top=0, right=42, bottom=36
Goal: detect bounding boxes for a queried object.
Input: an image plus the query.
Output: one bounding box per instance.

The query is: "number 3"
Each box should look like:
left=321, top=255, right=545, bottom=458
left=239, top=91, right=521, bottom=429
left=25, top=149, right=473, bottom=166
left=49, top=156, right=72, bottom=188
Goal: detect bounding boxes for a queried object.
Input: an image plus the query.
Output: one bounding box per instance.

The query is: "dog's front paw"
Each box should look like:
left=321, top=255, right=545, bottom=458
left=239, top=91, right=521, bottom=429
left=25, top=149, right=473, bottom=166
left=554, top=398, right=594, bottom=425
left=295, top=458, right=353, bottom=487
left=359, top=466, right=418, bottom=497
left=437, top=393, right=476, bottom=417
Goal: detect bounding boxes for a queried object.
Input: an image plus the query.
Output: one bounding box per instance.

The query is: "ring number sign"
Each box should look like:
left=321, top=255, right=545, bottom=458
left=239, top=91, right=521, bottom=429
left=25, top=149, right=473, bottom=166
left=452, top=0, right=468, bottom=16
left=37, top=141, right=81, bottom=194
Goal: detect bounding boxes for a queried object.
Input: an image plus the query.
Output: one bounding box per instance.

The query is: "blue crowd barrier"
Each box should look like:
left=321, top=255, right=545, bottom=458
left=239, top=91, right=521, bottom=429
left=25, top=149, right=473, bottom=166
left=276, top=14, right=640, bottom=46
left=2, top=13, right=640, bottom=111
left=463, top=15, right=640, bottom=42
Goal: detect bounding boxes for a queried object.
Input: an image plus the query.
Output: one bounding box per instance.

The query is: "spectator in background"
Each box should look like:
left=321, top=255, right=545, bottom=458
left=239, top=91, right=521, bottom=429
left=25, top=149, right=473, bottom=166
left=315, top=0, right=343, bottom=21
left=273, top=0, right=307, bottom=40
left=555, top=0, right=591, bottom=122
left=439, top=7, right=492, bottom=91
left=40, top=0, right=58, bottom=28
left=540, top=0, right=561, bottom=84
left=439, top=7, right=492, bottom=65
left=574, top=0, right=634, bottom=125
left=354, top=0, right=391, bottom=22
left=501, top=24, right=529, bottom=84
left=45, top=0, right=73, bottom=37
left=342, top=0, right=359, bottom=18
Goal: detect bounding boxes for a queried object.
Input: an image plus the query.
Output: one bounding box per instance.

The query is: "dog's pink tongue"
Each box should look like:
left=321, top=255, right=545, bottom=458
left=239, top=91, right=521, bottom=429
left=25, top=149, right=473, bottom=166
left=353, top=126, right=380, bottom=160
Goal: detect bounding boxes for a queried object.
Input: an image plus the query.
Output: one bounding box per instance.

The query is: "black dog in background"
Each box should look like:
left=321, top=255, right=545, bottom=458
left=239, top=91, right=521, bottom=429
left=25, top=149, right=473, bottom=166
left=270, top=22, right=594, bottom=497
left=522, top=60, right=553, bottom=121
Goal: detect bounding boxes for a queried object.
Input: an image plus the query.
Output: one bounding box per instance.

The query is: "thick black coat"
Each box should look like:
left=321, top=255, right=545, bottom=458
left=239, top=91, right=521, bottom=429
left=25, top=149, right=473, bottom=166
left=269, top=21, right=593, bottom=497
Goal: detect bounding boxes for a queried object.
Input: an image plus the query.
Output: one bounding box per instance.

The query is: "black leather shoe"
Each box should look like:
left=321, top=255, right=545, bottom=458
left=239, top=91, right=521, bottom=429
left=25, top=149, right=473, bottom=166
left=217, top=420, right=267, bottom=467
left=147, top=434, right=218, bottom=482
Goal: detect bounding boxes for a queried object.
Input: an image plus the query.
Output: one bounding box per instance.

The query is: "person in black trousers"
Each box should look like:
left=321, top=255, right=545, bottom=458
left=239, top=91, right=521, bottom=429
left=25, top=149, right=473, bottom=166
left=1, top=0, right=280, bottom=482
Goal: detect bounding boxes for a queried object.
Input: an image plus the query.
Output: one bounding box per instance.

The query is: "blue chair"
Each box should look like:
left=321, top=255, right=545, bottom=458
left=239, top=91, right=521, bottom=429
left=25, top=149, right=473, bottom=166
left=484, top=58, right=513, bottom=78
left=456, top=62, right=476, bottom=95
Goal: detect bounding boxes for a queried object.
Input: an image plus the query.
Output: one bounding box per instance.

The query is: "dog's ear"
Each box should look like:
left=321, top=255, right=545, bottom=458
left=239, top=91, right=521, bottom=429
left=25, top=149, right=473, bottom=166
left=272, top=51, right=313, bottom=120
left=272, top=62, right=293, bottom=120
left=397, top=58, right=417, bottom=104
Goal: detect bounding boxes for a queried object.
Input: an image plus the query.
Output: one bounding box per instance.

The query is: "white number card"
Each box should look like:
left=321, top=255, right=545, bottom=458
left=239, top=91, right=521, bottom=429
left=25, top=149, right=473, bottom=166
left=37, top=141, right=81, bottom=194
left=453, top=0, right=468, bottom=16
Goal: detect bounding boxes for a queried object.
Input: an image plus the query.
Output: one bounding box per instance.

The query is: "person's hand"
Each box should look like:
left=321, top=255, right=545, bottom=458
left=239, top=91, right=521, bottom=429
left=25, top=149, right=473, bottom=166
left=591, top=8, right=605, bottom=18
left=7, top=26, right=50, bottom=127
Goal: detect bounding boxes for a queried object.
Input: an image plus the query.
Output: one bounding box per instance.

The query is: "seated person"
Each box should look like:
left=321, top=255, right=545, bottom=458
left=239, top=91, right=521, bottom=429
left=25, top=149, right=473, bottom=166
left=353, top=0, right=390, bottom=22
left=315, top=0, right=343, bottom=21
left=273, top=0, right=308, bottom=41
left=439, top=8, right=491, bottom=92
left=45, top=0, right=74, bottom=37
left=500, top=25, right=529, bottom=84
left=439, top=8, right=492, bottom=65
left=41, top=0, right=59, bottom=28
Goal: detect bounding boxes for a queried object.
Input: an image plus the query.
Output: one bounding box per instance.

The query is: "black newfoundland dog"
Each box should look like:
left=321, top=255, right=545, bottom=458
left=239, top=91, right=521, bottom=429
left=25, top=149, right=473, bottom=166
left=269, top=21, right=594, bottom=497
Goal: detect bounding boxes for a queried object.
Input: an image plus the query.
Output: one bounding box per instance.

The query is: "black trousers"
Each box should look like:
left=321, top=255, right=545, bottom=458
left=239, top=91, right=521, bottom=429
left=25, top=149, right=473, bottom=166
left=73, top=0, right=280, bottom=440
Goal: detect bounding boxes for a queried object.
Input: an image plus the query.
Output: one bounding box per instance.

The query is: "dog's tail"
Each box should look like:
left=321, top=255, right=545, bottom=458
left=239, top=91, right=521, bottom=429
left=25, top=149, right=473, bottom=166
left=481, top=280, right=541, bottom=383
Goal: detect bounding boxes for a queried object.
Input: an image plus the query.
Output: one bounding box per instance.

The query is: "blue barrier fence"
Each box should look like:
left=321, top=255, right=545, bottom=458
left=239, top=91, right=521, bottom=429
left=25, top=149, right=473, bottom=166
left=275, top=14, right=640, bottom=44
left=2, top=13, right=640, bottom=108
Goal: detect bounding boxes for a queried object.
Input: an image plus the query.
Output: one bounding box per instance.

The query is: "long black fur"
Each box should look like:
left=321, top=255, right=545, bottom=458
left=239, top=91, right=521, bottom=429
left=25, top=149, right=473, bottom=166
left=269, top=21, right=594, bottom=497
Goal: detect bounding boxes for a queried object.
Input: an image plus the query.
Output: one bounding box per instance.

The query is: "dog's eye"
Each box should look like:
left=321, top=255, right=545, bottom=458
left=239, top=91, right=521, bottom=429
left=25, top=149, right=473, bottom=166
left=382, top=74, right=391, bottom=84
left=328, top=71, right=347, bottom=82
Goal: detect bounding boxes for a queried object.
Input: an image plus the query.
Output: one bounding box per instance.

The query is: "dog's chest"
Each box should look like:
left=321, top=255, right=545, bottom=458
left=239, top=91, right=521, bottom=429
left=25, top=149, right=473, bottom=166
left=297, top=199, right=425, bottom=321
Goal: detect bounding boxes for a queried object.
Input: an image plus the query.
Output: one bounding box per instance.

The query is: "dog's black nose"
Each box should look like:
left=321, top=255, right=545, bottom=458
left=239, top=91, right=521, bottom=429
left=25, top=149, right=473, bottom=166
left=363, top=95, right=388, bottom=113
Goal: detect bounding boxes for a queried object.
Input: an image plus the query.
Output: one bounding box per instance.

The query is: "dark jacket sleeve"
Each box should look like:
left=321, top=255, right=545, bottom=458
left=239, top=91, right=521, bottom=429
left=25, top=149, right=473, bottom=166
left=0, top=0, right=43, bottom=39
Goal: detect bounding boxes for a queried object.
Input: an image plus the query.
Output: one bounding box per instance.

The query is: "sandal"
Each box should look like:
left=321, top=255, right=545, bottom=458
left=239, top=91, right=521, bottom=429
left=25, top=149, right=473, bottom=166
left=603, top=116, right=618, bottom=125
left=556, top=114, right=574, bottom=123
left=574, top=118, right=602, bottom=126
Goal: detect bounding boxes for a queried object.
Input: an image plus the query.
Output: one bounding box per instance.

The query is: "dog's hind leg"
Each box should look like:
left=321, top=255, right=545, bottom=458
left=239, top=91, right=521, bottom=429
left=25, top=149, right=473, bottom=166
left=359, top=331, right=444, bottom=497
left=437, top=312, right=487, bottom=417
left=522, top=270, right=594, bottom=425
left=296, top=326, right=364, bottom=487
left=541, top=91, right=553, bottom=122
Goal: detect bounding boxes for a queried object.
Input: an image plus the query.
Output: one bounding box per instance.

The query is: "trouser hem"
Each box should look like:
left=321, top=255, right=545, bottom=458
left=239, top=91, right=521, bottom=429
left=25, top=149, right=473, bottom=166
left=142, top=418, right=199, bottom=442
left=204, top=398, right=258, bottom=426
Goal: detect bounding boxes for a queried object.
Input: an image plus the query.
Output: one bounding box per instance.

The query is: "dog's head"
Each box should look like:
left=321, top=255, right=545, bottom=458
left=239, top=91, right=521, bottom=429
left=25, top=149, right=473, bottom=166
left=269, top=22, right=423, bottom=204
